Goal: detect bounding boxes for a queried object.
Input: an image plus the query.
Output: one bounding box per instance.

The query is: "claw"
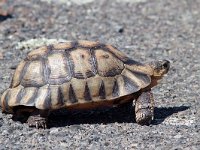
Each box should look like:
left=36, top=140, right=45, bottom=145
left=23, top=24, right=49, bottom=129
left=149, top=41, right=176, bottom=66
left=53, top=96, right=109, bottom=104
left=27, top=116, right=47, bottom=129
left=35, top=121, right=39, bottom=129
left=42, top=123, right=47, bottom=129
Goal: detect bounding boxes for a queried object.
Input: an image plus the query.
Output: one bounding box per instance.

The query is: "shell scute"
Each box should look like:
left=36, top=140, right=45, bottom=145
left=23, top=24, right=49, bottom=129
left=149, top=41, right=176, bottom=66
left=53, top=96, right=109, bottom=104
left=95, top=49, right=124, bottom=77
left=47, top=52, right=71, bottom=83
left=21, top=60, right=46, bottom=87
left=70, top=48, right=96, bottom=79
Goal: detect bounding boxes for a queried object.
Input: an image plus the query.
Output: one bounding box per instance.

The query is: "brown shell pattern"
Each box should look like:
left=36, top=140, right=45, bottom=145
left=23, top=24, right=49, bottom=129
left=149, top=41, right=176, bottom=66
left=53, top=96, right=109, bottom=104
left=1, top=41, right=151, bottom=112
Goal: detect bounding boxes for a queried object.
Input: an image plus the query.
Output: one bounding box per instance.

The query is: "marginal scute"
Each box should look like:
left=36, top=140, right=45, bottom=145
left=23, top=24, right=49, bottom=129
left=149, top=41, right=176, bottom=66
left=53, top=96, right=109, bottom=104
left=78, top=40, right=100, bottom=48
left=19, top=87, right=38, bottom=106
left=49, top=85, right=64, bottom=109
left=70, top=78, right=86, bottom=102
left=60, top=82, right=70, bottom=104
left=1, top=89, right=11, bottom=112
left=68, top=84, right=78, bottom=104
left=99, top=80, right=106, bottom=99
left=112, top=79, right=119, bottom=97
left=6, top=86, right=23, bottom=108
left=27, top=46, right=48, bottom=60
left=35, top=85, right=50, bottom=109
left=84, top=82, right=92, bottom=101
left=86, top=76, right=102, bottom=101
left=6, top=85, right=51, bottom=110
left=116, top=75, right=125, bottom=96
left=102, top=77, right=116, bottom=99
left=53, top=42, right=72, bottom=50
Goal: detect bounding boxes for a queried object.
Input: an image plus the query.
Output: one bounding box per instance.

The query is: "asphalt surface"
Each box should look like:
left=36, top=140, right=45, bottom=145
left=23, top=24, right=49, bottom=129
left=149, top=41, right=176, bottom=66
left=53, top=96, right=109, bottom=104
left=0, top=0, right=199, bottom=149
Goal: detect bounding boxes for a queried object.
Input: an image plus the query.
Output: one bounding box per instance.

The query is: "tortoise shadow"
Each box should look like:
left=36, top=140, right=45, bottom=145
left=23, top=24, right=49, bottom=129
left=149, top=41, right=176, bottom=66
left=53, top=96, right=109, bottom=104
left=0, top=15, right=12, bottom=22
left=152, top=105, right=190, bottom=125
left=48, top=103, right=190, bottom=128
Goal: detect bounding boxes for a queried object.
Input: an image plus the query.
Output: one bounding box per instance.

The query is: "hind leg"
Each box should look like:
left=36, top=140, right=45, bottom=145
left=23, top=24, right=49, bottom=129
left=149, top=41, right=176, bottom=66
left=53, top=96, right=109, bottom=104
left=135, top=90, right=154, bottom=125
left=27, top=109, right=49, bottom=129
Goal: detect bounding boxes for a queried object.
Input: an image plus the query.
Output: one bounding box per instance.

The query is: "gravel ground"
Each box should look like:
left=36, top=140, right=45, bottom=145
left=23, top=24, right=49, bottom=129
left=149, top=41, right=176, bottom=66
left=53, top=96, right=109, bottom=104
left=0, top=0, right=200, bottom=149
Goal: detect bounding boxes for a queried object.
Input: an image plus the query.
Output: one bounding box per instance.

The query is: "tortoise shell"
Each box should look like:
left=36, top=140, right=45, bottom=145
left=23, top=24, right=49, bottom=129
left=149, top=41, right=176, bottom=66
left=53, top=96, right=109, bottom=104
left=1, top=41, right=151, bottom=112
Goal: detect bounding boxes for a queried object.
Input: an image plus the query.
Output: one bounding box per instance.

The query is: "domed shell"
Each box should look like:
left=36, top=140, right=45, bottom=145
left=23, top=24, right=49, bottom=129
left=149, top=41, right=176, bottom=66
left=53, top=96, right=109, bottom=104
left=1, top=41, right=151, bottom=112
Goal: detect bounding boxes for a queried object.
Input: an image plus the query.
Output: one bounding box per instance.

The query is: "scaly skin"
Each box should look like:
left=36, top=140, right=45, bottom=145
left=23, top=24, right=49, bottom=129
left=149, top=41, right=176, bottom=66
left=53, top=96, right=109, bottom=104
left=135, top=90, right=154, bottom=125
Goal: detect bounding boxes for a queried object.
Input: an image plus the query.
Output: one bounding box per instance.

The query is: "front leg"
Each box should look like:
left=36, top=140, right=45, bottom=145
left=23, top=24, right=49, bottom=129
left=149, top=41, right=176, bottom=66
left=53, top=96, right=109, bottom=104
left=135, top=90, right=154, bottom=125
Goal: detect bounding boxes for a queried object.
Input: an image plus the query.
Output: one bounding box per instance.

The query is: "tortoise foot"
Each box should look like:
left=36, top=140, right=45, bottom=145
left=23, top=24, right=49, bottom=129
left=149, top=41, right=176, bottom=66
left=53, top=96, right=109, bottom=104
left=135, top=90, right=154, bottom=125
left=27, top=115, right=47, bottom=129
left=135, top=109, right=153, bottom=125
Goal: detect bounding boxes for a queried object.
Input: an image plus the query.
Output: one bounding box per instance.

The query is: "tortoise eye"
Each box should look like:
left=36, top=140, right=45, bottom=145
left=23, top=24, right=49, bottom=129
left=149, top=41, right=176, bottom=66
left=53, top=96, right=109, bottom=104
left=163, top=63, right=168, bottom=68
left=162, top=60, right=170, bottom=69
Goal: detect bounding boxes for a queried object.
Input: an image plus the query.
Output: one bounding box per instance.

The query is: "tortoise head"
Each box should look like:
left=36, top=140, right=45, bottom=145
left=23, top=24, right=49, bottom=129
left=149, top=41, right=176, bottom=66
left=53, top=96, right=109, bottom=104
left=148, top=60, right=170, bottom=78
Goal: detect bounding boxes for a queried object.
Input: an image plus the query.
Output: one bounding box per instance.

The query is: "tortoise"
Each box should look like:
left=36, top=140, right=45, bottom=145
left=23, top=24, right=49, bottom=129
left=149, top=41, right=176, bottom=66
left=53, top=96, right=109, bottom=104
left=1, top=40, right=170, bottom=128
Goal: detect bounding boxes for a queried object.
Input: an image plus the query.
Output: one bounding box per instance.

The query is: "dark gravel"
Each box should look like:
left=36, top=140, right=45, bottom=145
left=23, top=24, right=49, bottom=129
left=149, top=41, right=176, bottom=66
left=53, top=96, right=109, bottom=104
left=0, top=0, right=199, bottom=149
